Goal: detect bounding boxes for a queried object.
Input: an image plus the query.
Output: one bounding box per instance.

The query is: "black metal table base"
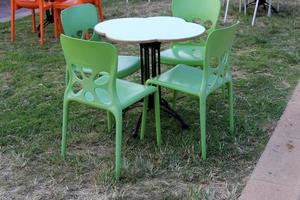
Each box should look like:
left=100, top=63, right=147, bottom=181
left=37, top=9, right=54, bottom=38
left=160, top=98, right=189, bottom=130
left=131, top=42, right=189, bottom=138
left=247, top=0, right=278, bottom=13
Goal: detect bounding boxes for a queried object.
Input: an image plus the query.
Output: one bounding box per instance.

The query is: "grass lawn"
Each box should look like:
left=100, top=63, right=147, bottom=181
left=1, top=0, right=300, bottom=199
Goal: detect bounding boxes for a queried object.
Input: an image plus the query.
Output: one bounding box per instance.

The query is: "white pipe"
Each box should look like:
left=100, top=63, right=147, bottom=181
left=244, top=0, right=247, bottom=15
left=223, top=0, right=230, bottom=22
left=268, top=0, right=272, bottom=16
left=251, top=0, right=259, bottom=26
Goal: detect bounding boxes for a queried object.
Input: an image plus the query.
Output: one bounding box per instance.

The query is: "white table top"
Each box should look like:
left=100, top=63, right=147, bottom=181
left=94, top=16, right=206, bottom=43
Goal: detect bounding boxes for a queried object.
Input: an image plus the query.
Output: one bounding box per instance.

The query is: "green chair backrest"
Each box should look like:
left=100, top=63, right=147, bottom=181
left=203, top=22, right=239, bottom=88
left=60, top=34, right=120, bottom=108
left=61, top=3, right=100, bottom=41
left=172, top=0, right=221, bottom=32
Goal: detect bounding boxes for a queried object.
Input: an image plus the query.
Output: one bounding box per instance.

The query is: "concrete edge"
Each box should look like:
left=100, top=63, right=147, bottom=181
left=240, top=81, right=300, bottom=200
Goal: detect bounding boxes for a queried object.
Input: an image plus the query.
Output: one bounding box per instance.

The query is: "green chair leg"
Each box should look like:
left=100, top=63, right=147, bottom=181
left=61, top=100, right=69, bottom=160
left=199, top=96, right=206, bottom=160
left=140, top=96, right=149, bottom=140
left=228, top=81, right=234, bottom=134
left=107, top=111, right=113, bottom=132
left=114, top=112, right=122, bottom=180
left=154, top=91, right=161, bottom=146
left=65, top=70, right=69, bottom=85
left=222, top=85, right=226, bottom=97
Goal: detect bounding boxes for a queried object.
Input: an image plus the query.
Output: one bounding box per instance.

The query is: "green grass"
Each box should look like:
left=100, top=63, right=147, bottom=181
left=1, top=0, right=300, bottom=199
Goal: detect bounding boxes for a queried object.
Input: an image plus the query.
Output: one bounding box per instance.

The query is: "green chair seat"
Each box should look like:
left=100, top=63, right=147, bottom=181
left=160, top=44, right=205, bottom=66
left=71, top=77, right=156, bottom=110
left=116, top=79, right=156, bottom=109
left=93, top=77, right=156, bottom=109
left=149, top=64, right=231, bottom=96
left=117, top=55, right=140, bottom=78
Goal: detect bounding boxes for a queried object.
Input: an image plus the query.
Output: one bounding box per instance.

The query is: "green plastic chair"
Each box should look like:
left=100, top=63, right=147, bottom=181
left=160, top=0, right=221, bottom=66
left=147, top=22, right=239, bottom=159
left=60, top=34, right=161, bottom=179
left=60, top=3, right=140, bottom=78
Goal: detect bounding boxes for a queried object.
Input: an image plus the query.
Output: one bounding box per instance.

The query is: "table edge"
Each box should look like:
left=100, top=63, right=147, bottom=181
left=94, top=29, right=206, bottom=44
left=94, top=17, right=206, bottom=44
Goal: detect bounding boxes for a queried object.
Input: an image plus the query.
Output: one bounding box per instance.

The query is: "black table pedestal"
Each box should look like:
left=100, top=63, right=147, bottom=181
left=37, top=10, right=53, bottom=37
left=247, top=0, right=278, bottom=13
left=37, top=0, right=55, bottom=38
left=131, top=42, right=189, bottom=138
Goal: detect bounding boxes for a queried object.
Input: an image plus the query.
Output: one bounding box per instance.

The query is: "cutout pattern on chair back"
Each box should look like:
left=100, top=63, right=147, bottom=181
left=203, top=22, right=239, bottom=90
left=60, top=34, right=119, bottom=108
left=172, top=0, right=221, bottom=31
left=61, top=3, right=99, bottom=40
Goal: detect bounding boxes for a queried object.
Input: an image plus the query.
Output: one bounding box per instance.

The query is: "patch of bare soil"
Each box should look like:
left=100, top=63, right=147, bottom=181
left=0, top=144, right=115, bottom=200
left=0, top=153, right=87, bottom=199
left=232, top=67, right=247, bottom=80
left=0, top=71, right=12, bottom=91
left=0, top=151, right=240, bottom=199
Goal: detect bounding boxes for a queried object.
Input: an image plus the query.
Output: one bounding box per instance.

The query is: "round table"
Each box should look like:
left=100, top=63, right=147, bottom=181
left=94, top=16, right=206, bottom=133
left=94, top=16, right=205, bottom=43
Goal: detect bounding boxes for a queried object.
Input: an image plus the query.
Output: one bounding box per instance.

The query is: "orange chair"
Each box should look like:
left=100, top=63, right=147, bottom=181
left=52, top=0, right=104, bottom=38
left=10, top=0, right=53, bottom=45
